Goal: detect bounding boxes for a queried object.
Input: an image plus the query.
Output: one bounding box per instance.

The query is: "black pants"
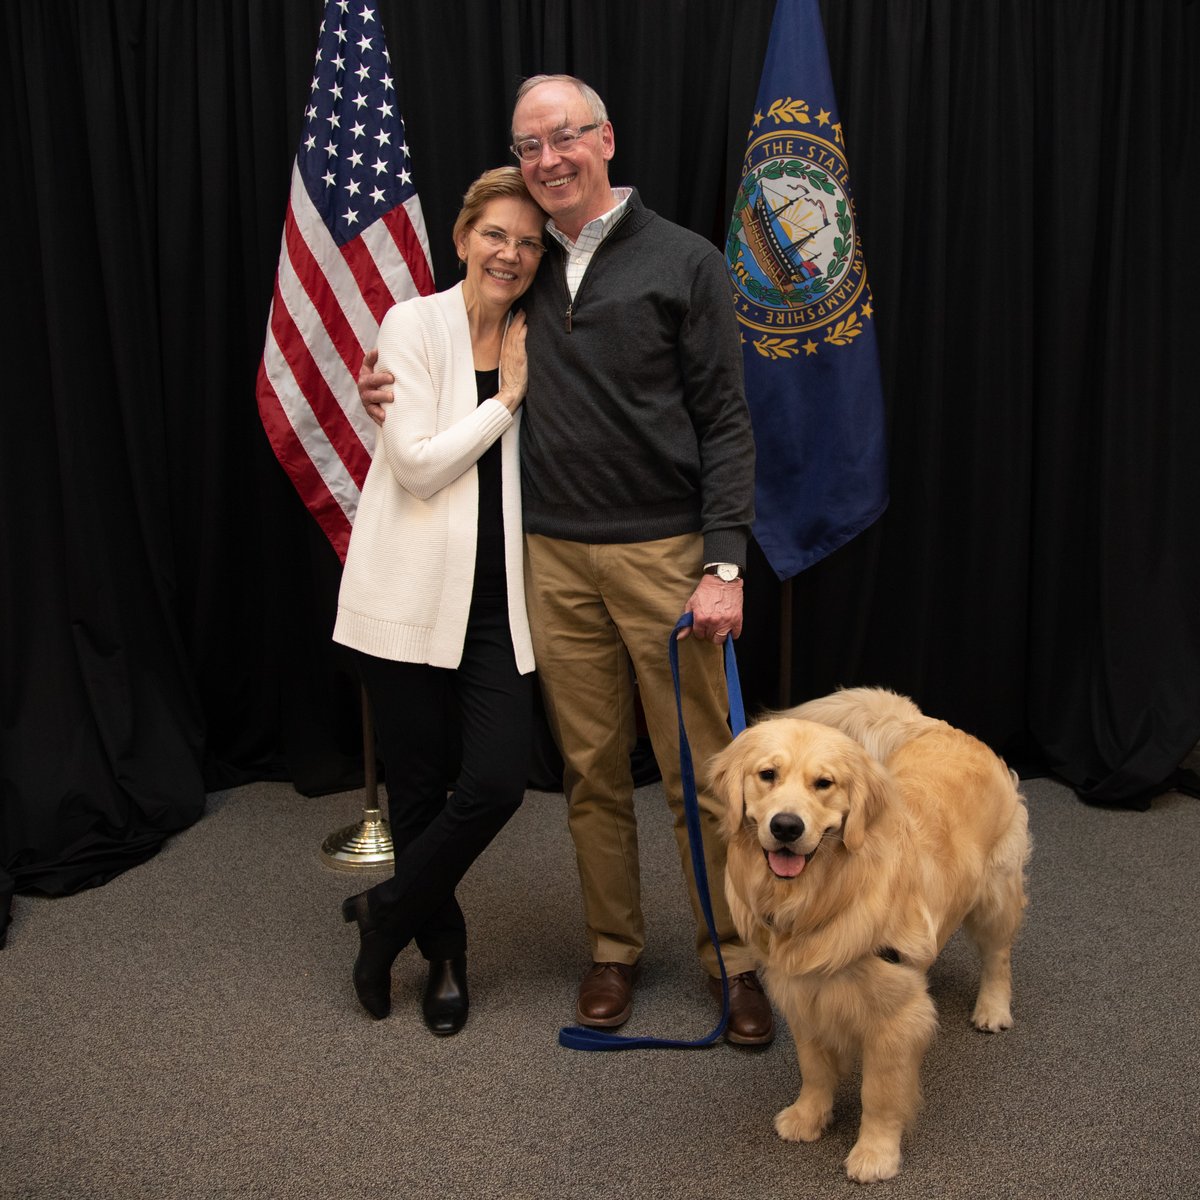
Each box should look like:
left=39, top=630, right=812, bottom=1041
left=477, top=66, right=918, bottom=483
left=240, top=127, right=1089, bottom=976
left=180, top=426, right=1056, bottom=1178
left=354, top=596, right=531, bottom=960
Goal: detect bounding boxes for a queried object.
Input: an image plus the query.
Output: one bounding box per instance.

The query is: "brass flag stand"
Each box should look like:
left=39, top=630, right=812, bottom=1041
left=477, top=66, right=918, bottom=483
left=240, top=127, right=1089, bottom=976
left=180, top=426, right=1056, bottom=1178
left=321, top=686, right=394, bottom=869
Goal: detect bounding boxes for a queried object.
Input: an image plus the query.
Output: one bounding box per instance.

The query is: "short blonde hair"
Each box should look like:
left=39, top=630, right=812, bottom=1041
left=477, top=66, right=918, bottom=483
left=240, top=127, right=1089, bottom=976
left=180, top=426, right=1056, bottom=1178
left=451, top=166, right=538, bottom=247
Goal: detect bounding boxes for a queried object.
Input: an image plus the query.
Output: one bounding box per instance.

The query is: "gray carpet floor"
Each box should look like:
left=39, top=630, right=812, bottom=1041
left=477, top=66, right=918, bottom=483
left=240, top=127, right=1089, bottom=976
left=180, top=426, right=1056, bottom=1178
left=2, top=774, right=1198, bottom=1200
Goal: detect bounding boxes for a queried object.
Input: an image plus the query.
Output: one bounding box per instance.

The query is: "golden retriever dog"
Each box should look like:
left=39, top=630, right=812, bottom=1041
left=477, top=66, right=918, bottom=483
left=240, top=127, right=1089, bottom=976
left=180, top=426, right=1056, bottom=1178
left=709, top=687, right=1030, bottom=1183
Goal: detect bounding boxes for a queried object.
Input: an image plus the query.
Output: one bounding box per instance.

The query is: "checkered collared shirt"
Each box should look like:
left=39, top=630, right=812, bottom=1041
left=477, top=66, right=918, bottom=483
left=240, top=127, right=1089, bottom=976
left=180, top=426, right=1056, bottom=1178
left=546, top=187, right=633, bottom=299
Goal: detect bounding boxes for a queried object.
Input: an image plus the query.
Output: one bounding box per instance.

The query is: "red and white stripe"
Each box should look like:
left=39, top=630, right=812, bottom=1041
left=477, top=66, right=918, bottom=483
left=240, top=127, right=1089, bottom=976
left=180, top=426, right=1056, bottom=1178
left=257, top=165, right=434, bottom=560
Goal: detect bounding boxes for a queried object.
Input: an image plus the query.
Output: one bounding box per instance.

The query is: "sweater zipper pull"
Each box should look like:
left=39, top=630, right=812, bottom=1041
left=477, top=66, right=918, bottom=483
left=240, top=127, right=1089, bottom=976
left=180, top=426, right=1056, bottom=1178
left=564, top=303, right=573, bottom=333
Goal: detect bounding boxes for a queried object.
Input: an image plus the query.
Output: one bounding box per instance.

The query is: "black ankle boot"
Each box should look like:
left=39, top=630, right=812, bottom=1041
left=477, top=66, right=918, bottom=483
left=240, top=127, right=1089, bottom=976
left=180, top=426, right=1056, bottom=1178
left=341, top=892, right=403, bottom=1020
left=422, top=955, right=469, bottom=1036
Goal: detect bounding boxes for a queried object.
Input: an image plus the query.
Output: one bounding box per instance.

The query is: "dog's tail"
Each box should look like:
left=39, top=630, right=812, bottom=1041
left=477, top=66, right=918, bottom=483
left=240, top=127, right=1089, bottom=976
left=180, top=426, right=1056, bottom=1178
left=772, top=686, right=939, bottom=764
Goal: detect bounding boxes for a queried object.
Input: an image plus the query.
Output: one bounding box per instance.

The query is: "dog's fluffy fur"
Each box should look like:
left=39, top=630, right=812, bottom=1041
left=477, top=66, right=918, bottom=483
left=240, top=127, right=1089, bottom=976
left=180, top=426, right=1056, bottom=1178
left=709, top=687, right=1030, bottom=1183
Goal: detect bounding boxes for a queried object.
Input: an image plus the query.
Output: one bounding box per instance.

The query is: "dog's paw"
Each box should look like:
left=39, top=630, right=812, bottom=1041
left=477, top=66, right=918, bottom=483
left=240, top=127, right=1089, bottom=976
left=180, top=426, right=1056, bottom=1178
left=774, top=1098, right=831, bottom=1143
left=970, top=996, right=1014, bottom=1032
left=845, top=1138, right=902, bottom=1183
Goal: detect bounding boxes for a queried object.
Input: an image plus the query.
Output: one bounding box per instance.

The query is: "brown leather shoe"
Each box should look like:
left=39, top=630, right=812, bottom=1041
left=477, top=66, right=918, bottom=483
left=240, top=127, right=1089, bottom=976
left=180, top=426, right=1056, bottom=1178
left=709, top=970, right=775, bottom=1046
left=576, top=961, right=637, bottom=1027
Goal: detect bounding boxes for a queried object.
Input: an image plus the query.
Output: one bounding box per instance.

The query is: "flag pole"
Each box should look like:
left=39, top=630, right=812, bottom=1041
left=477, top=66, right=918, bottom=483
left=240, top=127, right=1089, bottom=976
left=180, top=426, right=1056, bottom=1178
left=256, top=0, right=432, bottom=872
left=320, top=685, right=394, bottom=869
left=778, top=577, right=793, bottom=707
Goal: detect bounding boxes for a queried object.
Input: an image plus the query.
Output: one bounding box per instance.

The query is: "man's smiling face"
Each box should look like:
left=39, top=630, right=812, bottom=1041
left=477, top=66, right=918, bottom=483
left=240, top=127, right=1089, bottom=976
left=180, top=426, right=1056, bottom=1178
left=511, top=79, right=615, bottom=241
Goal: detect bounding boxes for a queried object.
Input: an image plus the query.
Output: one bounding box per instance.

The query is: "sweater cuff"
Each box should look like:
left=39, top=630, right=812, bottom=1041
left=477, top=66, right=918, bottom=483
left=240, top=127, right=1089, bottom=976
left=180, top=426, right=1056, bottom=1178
left=702, top=529, right=749, bottom=572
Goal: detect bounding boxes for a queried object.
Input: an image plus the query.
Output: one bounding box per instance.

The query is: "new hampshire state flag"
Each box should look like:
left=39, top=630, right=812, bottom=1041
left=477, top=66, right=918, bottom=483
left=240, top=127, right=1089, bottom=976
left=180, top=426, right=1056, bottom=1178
left=727, top=0, right=887, bottom=580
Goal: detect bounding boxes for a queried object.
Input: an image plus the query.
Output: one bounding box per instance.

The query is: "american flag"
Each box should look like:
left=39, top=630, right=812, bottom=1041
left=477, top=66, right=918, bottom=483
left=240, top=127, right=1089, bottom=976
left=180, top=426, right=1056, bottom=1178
left=257, top=0, right=435, bottom=561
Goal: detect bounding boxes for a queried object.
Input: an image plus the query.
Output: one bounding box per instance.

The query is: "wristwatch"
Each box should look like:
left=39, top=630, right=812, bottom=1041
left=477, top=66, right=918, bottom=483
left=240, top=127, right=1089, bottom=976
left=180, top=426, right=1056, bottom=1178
left=703, top=562, right=742, bottom=583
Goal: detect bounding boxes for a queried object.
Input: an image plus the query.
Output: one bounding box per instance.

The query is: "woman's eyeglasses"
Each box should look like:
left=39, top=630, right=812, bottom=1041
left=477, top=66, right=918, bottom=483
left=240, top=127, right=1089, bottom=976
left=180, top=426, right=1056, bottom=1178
left=470, top=226, right=547, bottom=257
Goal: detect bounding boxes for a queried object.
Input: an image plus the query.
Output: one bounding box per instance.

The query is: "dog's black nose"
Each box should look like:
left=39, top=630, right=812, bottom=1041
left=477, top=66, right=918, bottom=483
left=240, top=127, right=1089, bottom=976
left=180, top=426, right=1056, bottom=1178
left=769, top=813, right=805, bottom=843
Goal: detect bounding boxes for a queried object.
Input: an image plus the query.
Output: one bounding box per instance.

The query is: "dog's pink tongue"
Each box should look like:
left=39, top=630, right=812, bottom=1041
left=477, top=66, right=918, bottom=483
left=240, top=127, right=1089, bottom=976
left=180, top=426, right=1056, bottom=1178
left=769, top=850, right=807, bottom=878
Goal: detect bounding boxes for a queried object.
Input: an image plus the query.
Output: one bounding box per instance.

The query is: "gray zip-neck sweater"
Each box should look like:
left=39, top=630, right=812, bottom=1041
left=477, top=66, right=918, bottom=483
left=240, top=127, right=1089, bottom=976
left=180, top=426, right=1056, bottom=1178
left=519, top=190, right=755, bottom=569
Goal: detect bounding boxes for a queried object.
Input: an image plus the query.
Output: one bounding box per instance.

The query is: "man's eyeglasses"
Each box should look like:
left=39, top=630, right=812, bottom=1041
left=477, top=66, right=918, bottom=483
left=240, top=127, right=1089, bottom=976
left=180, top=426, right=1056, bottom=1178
left=510, top=124, right=600, bottom=163
left=470, top=226, right=547, bottom=257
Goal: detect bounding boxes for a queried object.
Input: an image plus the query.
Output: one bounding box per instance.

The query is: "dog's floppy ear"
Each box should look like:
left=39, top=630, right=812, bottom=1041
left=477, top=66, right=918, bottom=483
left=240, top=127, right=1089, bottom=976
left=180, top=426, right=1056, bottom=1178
left=841, top=743, right=892, bottom=853
left=705, top=733, right=752, bottom=842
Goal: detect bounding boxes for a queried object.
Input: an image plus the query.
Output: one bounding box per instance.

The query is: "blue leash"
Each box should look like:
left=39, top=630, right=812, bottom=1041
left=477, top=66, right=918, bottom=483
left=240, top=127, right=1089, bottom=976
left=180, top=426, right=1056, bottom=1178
left=558, top=612, right=748, bottom=1051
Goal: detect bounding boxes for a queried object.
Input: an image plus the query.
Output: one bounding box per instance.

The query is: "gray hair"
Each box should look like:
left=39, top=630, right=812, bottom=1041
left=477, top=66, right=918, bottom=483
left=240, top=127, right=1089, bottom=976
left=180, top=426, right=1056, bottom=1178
left=512, top=75, right=608, bottom=134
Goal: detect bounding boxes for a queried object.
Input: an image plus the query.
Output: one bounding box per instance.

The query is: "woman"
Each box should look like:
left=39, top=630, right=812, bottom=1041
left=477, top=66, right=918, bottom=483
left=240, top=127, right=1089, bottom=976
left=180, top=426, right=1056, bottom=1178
left=333, top=167, right=546, bottom=1034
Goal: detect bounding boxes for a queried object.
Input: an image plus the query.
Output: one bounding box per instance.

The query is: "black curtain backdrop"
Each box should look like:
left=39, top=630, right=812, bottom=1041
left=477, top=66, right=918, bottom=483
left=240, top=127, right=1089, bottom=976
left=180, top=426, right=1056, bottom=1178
left=3, top=0, right=1198, bottom=927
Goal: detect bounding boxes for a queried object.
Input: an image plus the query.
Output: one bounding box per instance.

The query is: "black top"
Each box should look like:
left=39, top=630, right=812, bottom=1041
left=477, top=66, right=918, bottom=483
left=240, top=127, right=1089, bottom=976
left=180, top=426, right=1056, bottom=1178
left=472, top=368, right=506, bottom=599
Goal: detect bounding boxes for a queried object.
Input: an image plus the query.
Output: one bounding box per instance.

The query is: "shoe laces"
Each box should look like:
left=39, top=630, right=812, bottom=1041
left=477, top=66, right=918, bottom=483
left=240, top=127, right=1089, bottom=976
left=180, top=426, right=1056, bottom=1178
left=728, top=970, right=764, bottom=992
left=589, top=961, right=630, bottom=978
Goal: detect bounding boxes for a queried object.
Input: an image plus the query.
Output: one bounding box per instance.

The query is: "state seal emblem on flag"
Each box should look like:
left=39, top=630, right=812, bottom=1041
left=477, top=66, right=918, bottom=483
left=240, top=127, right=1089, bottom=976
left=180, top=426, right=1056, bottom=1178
left=727, top=99, right=872, bottom=361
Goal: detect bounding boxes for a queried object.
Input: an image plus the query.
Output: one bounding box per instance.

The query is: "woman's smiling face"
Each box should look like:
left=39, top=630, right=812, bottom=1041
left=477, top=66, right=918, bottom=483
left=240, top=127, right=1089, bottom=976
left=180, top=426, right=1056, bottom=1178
left=455, top=196, right=546, bottom=312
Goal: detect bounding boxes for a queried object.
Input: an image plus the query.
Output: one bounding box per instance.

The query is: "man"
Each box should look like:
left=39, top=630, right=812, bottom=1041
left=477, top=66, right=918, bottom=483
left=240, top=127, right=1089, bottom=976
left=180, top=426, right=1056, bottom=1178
left=360, top=75, right=771, bottom=1045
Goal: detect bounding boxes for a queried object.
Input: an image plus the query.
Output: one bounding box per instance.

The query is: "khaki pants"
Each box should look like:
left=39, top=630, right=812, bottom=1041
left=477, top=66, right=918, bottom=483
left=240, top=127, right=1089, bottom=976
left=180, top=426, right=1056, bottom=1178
left=524, top=532, right=755, bottom=977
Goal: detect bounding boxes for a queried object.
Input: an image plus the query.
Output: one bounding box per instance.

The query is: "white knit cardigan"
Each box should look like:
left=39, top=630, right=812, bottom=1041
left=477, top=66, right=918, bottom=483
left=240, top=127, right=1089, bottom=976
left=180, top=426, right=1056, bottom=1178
left=333, top=282, right=534, bottom=673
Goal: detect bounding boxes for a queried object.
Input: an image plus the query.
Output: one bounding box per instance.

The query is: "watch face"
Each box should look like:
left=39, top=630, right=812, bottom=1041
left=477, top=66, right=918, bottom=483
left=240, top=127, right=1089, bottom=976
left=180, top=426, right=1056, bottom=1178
left=716, top=564, right=739, bottom=582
